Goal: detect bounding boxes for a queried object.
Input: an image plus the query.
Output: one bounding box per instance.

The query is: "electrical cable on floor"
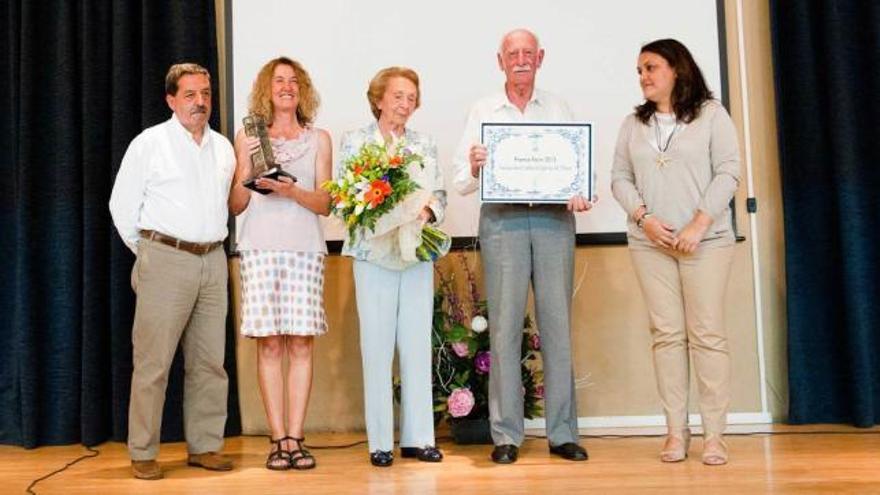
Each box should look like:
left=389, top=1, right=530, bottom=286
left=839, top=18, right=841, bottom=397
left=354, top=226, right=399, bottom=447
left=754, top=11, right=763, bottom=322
left=25, top=445, right=100, bottom=495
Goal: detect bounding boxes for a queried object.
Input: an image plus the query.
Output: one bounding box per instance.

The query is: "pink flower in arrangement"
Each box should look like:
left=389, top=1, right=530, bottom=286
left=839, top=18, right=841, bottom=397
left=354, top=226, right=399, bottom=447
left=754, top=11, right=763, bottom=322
left=534, top=384, right=545, bottom=399
left=529, top=333, right=541, bottom=351
left=447, top=388, right=475, bottom=418
left=474, top=351, right=491, bottom=374
left=451, top=342, right=470, bottom=358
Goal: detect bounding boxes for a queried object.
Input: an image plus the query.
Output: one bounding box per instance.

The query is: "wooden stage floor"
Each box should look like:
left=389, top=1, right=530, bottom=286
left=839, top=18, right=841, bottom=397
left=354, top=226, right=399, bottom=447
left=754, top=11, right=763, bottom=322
left=3, top=426, right=880, bottom=494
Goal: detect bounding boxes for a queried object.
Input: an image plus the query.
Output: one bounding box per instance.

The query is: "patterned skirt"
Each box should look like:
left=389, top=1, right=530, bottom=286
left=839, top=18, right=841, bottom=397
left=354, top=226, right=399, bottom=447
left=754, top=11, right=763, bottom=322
left=239, top=250, right=327, bottom=337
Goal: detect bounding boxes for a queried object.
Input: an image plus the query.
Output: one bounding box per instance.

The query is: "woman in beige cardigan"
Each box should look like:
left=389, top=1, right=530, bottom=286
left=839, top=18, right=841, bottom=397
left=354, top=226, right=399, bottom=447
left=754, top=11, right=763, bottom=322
left=611, top=39, right=741, bottom=466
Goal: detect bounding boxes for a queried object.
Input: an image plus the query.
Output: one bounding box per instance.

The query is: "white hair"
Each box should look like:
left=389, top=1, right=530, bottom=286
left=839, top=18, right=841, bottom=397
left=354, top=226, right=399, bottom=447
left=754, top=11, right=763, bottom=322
left=498, top=28, right=542, bottom=55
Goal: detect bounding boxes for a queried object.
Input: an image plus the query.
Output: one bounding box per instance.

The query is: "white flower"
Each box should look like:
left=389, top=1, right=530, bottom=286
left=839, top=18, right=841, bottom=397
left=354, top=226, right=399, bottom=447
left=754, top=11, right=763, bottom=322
left=354, top=203, right=365, bottom=216
left=471, top=315, right=488, bottom=333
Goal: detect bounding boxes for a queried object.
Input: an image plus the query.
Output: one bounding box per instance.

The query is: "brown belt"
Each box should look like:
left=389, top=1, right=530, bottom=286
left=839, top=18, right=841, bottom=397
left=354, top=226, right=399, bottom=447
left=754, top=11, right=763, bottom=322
left=140, top=230, right=223, bottom=256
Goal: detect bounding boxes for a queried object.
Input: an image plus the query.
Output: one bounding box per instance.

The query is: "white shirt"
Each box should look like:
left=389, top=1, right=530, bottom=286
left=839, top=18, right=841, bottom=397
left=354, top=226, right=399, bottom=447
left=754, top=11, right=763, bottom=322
left=650, top=112, right=685, bottom=153
left=453, top=88, right=574, bottom=195
left=109, top=115, right=236, bottom=254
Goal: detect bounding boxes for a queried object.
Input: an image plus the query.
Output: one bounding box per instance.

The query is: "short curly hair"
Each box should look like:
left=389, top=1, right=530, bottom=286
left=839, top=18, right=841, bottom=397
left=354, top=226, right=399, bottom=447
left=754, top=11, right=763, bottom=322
left=366, top=67, right=420, bottom=121
left=248, top=57, right=320, bottom=125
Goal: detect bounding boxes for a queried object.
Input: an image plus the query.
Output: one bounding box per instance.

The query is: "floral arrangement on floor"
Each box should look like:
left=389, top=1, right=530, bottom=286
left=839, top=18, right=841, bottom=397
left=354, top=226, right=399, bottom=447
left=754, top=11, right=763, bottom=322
left=426, top=253, right=544, bottom=425
left=322, top=138, right=449, bottom=261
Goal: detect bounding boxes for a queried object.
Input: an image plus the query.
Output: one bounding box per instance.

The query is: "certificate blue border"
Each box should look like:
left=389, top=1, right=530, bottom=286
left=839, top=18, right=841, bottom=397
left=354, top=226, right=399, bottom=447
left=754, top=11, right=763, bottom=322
left=480, top=122, right=593, bottom=203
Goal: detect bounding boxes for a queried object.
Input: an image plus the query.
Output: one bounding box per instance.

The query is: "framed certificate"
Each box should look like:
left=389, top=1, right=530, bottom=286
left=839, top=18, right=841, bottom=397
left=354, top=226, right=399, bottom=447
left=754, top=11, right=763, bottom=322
left=480, top=122, right=593, bottom=204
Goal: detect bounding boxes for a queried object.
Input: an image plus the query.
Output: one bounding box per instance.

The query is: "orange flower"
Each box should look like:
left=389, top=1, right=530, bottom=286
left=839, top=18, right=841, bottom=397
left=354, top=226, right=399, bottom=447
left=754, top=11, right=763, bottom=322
left=353, top=165, right=364, bottom=175
left=366, top=179, right=392, bottom=208
left=388, top=155, right=402, bottom=168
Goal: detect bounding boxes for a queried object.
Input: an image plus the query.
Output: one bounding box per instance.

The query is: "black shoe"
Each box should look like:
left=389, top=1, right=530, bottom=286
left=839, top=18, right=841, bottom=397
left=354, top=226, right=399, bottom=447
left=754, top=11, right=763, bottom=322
left=491, top=444, right=519, bottom=464
left=370, top=450, right=394, bottom=467
left=400, top=446, right=444, bottom=462
left=549, top=442, right=588, bottom=461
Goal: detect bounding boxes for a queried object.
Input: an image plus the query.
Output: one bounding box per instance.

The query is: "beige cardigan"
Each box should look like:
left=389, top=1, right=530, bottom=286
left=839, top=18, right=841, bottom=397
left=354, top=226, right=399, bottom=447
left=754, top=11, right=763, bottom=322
left=611, top=100, right=741, bottom=248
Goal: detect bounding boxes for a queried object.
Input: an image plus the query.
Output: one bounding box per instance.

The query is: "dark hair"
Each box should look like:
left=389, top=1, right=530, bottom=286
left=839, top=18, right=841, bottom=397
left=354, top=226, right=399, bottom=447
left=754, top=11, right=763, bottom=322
left=165, top=63, right=210, bottom=96
left=635, top=39, right=712, bottom=124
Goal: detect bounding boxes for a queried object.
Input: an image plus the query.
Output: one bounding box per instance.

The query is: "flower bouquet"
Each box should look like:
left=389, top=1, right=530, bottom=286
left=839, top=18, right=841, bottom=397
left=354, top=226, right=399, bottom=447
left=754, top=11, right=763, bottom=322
left=322, top=138, right=450, bottom=262
left=418, top=254, right=544, bottom=441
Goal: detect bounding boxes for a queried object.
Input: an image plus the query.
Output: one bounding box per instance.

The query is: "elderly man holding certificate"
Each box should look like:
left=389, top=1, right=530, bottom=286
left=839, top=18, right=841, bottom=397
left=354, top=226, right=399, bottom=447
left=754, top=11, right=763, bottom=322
left=453, top=28, right=592, bottom=464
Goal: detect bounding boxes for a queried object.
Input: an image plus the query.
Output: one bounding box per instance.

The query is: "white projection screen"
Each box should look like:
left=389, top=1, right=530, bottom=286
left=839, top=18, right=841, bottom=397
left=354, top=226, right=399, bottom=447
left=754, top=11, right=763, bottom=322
left=228, top=0, right=726, bottom=244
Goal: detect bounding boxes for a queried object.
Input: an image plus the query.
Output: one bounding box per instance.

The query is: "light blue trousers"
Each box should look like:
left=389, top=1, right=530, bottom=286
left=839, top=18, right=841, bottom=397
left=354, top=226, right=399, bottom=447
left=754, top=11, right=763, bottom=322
left=353, top=260, right=435, bottom=453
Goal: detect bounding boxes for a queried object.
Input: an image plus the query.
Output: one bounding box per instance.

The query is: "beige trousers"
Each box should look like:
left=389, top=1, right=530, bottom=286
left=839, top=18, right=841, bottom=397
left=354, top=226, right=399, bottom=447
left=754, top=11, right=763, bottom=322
left=128, top=239, right=229, bottom=461
left=630, top=244, right=734, bottom=437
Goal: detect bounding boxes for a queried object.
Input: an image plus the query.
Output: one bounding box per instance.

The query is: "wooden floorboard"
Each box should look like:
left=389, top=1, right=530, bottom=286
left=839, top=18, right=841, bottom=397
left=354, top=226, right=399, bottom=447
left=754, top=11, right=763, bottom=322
left=3, top=426, right=880, bottom=494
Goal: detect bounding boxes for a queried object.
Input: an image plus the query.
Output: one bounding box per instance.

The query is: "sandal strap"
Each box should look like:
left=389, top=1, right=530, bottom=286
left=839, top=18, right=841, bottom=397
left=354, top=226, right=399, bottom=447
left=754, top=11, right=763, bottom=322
left=266, top=437, right=292, bottom=469
left=287, top=437, right=316, bottom=468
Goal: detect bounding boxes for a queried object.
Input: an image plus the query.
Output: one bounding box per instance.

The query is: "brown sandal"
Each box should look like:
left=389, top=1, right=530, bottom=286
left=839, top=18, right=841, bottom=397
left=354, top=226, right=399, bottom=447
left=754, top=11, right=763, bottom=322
left=288, top=437, right=316, bottom=470
left=266, top=437, right=291, bottom=471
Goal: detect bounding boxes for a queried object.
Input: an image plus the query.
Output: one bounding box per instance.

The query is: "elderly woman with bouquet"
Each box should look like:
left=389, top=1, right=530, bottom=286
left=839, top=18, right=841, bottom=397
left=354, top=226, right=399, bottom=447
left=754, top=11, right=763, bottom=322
left=326, top=66, right=449, bottom=467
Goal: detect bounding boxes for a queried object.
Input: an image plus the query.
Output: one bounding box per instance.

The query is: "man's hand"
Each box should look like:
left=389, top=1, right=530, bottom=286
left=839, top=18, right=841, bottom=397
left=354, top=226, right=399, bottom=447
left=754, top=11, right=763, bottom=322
left=567, top=195, right=592, bottom=212
left=469, top=144, right=487, bottom=178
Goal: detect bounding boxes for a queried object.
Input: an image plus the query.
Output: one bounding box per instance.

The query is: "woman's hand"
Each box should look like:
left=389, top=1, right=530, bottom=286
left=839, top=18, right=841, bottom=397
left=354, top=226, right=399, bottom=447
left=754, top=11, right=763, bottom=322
left=643, top=216, right=677, bottom=249
left=672, top=211, right=712, bottom=254
left=254, top=175, right=298, bottom=200
left=418, top=206, right=435, bottom=224
left=244, top=135, right=261, bottom=154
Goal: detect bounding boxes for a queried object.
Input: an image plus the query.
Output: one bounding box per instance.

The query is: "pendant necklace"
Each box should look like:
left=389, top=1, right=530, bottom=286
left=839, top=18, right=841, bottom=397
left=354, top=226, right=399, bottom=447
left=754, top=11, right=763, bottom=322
left=654, top=113, right=680, bottom=168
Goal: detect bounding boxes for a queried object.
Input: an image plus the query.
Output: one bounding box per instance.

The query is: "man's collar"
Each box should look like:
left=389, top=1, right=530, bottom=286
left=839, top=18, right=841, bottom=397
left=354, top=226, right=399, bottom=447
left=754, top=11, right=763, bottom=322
left=493, top=88, right=543, bottom=111
left=169, top=113, right=211, bottom=145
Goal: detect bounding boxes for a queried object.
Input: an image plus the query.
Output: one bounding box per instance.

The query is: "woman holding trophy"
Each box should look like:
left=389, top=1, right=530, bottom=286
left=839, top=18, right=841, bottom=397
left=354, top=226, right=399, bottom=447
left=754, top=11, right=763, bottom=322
left=230, top=57, right=332, bottom=470
left=328, top=66, right=449, bottom=467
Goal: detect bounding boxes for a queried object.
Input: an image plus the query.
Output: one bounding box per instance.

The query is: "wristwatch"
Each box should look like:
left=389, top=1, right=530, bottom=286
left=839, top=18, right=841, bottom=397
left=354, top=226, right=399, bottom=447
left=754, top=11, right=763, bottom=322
left=637, top=212, right=652, bottom=229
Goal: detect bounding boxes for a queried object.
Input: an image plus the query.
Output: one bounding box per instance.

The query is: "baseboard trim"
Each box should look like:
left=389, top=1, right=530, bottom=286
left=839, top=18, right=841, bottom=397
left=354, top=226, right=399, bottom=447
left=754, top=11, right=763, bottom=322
left=523, top=412, right=773, bottom=435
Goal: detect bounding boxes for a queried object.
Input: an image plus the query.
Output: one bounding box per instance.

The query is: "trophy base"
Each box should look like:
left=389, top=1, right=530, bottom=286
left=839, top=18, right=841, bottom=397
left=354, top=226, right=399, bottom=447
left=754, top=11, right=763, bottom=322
left=243, top=167, right=298, bottom=195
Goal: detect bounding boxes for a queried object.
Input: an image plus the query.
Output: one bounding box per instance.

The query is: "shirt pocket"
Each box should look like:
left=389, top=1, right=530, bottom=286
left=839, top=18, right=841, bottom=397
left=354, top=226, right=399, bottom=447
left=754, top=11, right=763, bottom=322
left=148, top=154, right=182, bottom=185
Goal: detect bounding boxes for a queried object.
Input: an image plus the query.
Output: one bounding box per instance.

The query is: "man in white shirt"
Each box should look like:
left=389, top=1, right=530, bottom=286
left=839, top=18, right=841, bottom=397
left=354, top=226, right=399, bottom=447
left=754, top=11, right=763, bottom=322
left=454, top=29, right=591, bottom=464
left=109, top=63, right=236, bottom=480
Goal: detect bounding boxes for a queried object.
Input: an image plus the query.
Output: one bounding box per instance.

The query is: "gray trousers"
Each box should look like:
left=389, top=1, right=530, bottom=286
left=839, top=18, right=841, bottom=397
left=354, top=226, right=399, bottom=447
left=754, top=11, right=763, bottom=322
left=479, top=203, right=580, bottom=446
left=128, top=239, right=229, bottom=460
left=353, top=260, right=435, bottom=453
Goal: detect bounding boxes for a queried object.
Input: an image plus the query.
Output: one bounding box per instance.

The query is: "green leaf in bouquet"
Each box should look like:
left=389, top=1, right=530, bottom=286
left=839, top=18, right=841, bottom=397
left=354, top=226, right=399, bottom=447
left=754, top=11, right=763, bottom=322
left=447, top=323, right=469, bottom=342
left=467, top=339, right=479, bottom=355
